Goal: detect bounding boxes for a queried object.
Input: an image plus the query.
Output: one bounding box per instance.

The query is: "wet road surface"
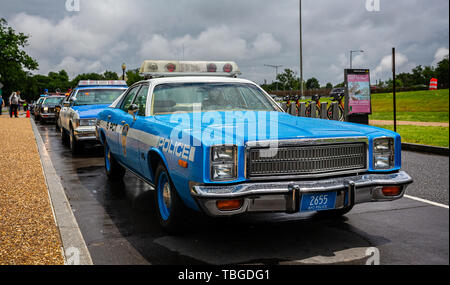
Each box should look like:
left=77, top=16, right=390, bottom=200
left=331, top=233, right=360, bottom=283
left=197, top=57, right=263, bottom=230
left=36, top=122, right=449, bottom=265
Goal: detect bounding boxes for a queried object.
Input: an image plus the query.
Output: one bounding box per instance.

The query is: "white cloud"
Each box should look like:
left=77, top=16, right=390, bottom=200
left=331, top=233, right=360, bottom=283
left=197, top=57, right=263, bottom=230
left=432, top=47, right=449, bottom=65
left=3, top=0, right=449, bottom=85
left=139, top=26, right=281, bottom=61
left=374, top=53, right=409, bottom=77
left=55, top=57, right=103, bottom=76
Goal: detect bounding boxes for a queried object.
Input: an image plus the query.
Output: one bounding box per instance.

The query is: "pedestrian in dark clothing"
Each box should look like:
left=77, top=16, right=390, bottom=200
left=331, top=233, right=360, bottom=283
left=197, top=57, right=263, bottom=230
left=0, top=96, right=4, bottom=115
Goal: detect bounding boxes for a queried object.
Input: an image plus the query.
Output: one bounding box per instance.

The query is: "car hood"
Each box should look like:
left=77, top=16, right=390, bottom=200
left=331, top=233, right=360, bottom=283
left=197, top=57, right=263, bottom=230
left=72, top=104, right=110, bottom=119
left=155, top=111, right=395, bottom=146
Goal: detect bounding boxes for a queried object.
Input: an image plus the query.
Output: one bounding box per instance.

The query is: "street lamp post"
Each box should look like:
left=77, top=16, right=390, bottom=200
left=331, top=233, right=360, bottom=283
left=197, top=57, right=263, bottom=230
left=299, top=0, right=303, bottom=97
left=350, top=50, right=364, bottom=69
left=122, top=63, right=126, bottom=80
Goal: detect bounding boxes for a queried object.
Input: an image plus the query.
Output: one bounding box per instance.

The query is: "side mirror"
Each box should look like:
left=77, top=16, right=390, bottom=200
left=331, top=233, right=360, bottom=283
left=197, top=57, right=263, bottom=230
left=128, top=104, right=139, bottom=121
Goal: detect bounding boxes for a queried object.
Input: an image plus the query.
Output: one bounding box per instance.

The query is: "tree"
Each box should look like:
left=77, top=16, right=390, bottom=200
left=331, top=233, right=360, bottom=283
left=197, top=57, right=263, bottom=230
left=305, top=77, right=320, bottom=90
left=334, top=82, right=345, bottom=88
left=422, top=66, right=436, bottom=84
left=435, top=56, right=449, bottom=88
left=126, top=69, right=144, bottom=86
left=325, top=82, right=333, bottom=89
left=276, top=69, right=300, bottom=90
left=411, top=65, right=425, bottom=85
left=70, top=73, right=104, bottom=87
left=0, top=18, right=38, bottom=102
left=103, top=70, right=119, bottom=80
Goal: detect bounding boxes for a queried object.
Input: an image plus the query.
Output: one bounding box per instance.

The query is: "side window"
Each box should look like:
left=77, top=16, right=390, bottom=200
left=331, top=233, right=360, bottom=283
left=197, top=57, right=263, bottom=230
left=132, top=85, right=149, bottom=116
left=119, top=86, right=141, bottom=112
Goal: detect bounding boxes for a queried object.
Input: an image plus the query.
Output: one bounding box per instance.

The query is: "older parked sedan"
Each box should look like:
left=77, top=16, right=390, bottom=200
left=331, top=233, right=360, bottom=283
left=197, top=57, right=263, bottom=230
left=96, top=60, right=413, bottom=233
left=35, top=96, right=65, bottom=123
left=59, top=80, right=128, bottom=154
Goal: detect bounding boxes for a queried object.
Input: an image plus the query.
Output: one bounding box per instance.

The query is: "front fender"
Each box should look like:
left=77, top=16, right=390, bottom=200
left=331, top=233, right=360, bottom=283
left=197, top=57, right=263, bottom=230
left=146, top=146, right=201, bottom=212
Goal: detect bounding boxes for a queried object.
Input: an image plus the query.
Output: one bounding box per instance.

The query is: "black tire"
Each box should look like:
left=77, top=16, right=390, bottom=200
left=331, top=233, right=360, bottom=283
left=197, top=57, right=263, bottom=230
left=69, top=127, right=82, bottom=155
left=316, top=205, right=354, bottom=218
left=55, top=118, right=60, bottom=131
left=61, top=127, right=70, bottom=145
left=154, top=163, right=190, bottom=234
left=104, top=142, right=125, bottom=180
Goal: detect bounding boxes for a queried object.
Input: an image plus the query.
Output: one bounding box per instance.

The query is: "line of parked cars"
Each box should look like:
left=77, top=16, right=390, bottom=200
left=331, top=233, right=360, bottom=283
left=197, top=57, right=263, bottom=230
left=32, top=60, right=413, bottom=234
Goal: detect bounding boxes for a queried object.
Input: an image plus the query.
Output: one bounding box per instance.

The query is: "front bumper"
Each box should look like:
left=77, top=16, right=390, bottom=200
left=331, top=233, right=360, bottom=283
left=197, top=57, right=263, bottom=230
left=74, top=126, right=98, bottom=142
left=41, top=113, right=56, bottom=119
left=191, top=171, right=413, bottom=216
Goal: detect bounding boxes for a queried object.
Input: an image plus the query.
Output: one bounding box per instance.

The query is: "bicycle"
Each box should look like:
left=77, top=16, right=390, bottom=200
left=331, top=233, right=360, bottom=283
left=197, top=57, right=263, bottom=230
left=327, top=92, right=345, bottom=121
left=285, top=95, right=298, bottom=115
left=305, top=94, right=321, bottom=118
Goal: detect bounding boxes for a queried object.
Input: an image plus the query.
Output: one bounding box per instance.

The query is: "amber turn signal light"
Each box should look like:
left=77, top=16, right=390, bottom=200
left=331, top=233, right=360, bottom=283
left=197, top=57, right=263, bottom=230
left=216, top=199, right=243, bottom=211
left=382, top=186, right=402, bottom=196
left=178, top=160, right=188, bottom=168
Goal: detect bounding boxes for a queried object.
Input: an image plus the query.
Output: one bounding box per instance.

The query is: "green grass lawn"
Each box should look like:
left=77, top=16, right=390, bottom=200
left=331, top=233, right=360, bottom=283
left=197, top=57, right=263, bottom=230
left=373, top=125, right=449, bottom=148
left=282, top=89, right=449, bottom=122
left=369, top=89, right=449, bottom=122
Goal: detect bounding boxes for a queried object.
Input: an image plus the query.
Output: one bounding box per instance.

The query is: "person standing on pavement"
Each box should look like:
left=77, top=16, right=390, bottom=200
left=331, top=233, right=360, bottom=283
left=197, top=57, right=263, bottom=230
left=9, top=91, right=24, bottom=118
left=0, top=96, right=4, bottom=115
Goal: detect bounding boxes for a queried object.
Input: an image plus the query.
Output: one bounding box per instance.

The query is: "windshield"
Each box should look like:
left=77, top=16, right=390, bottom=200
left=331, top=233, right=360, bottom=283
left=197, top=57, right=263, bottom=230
left=152, top=83, right=280, bottom=115
left=75, top=89, right=126, bottom=106
left=44, top=97, right=64, bottom=104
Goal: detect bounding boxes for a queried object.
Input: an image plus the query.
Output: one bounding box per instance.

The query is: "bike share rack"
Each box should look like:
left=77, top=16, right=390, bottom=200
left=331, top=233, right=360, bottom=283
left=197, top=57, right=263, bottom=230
left=280, top=101, right=341, bottom=121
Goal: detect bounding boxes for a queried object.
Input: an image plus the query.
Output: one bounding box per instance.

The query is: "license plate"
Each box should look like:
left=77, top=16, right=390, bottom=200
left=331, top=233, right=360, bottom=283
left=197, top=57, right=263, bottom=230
left=300, top=192, right=337, bottom=212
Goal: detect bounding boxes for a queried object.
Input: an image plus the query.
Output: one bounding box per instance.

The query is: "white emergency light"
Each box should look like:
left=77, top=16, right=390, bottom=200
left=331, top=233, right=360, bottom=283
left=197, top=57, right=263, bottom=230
left=77, top=80, right=128, bottom=87
left=139, top=60, right=241, bottom=78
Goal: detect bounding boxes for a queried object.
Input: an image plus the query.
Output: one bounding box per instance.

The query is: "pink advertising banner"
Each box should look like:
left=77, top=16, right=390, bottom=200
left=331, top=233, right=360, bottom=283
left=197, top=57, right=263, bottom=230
left=347, top=73, right=371, bottom=114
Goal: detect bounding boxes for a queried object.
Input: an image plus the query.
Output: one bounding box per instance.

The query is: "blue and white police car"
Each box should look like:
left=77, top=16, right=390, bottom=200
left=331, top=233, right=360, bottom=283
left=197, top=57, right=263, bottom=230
left=59, top=80, right=128, bottom=154
left=96, top=60, right=413, bottom=233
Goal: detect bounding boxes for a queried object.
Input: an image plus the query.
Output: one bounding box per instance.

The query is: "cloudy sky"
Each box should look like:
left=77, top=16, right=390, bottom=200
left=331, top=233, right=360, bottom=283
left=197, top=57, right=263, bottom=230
left=0, top=0, right=448, bottom=85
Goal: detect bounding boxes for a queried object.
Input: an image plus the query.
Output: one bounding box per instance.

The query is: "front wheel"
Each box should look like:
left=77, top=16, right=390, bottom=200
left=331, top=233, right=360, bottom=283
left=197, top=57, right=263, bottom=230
left=61, top=127, right=69, bottom=145
left=69, top=127, right=82, bottom=155
left=55, top=117, right=61, bottom=131
left=155, top=164, right=189, bottom=234
left=104, top=143, right=125, bottom=180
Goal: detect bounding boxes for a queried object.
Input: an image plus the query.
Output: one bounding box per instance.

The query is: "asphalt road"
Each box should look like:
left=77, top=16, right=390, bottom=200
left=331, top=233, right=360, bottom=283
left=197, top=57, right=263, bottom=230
left=35, top=122, right=449, bottom=265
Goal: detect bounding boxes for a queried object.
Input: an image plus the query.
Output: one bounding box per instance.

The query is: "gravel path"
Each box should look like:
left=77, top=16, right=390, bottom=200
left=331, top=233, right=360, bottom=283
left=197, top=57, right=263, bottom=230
left=0, top=116, right=64, bottom=265
left=370, top=120, right=449, bottom=127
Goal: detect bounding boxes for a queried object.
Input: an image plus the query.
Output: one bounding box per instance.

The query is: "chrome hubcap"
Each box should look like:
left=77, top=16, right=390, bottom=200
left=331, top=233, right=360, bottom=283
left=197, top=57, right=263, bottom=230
left=162, top=182, right=171, bottom=209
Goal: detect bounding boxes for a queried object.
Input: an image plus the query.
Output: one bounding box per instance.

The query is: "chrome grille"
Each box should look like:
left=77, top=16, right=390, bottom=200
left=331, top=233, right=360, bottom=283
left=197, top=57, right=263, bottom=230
left=247, top=143, right=367, bottom=177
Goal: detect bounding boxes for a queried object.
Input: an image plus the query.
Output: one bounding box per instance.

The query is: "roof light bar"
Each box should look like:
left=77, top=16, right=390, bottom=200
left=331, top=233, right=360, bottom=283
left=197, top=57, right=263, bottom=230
left=77, top=80, right=128, bottom=87
left=139, top=60, right=241, bottom=78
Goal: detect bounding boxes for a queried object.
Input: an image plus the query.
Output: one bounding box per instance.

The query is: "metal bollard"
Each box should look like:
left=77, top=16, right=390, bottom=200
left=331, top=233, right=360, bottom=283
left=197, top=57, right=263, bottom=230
left=290, top=102, right=297, bottom=116
left=320, top=102, right=328, bottom=119
left=299, top=102, right=306, bottom=117
left=309, top=102, right=317, bottom=118
left=331, top=102, right=339, bottom=121
left=281, top=102, right=287, bottom=112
